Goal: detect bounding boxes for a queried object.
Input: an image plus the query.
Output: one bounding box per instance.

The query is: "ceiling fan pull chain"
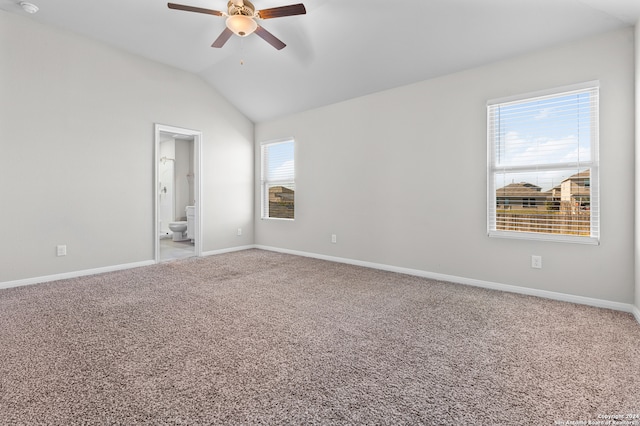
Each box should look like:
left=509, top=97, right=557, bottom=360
left=240, top=37, right=245, bottom=65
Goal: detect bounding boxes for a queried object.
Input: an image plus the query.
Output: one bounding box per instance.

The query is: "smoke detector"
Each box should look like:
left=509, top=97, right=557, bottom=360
left=20, top=2, right=39, bottom=14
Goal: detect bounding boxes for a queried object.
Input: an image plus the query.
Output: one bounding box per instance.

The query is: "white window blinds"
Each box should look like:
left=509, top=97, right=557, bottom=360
left=261, top=139, right=295, bottom=219
left=487, top=83, right=599, bottom=244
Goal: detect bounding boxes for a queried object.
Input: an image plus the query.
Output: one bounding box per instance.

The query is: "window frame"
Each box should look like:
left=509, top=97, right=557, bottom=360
left=260, top=138, right=295, bottom=221
left=487, top=81, right=600, bottom=245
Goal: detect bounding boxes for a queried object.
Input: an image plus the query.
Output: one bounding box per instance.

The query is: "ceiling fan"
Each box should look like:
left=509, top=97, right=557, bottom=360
left=168, top=0, right=306, bottom=50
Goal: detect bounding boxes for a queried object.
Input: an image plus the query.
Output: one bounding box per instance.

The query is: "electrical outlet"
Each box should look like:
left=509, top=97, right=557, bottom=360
left=237, top=228, right=242, bottom=236
left=331, top=234, right=337, bottom=244
left=531, top=255, right=542, bottom=269
left=56, top=245, right=67, bottom=257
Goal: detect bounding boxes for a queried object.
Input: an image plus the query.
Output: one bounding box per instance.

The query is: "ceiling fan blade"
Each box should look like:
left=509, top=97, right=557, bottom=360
left=254, top=25, right=286, bottom=50
left=167, top=3, right=223, bottom=16
left=257, top=3, right=306, bottom=19
left=212, top=28, right=234, bottom=48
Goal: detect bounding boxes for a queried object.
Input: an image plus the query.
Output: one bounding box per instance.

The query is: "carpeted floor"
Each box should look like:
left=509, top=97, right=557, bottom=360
left=0, top=249, right=638, bottom=425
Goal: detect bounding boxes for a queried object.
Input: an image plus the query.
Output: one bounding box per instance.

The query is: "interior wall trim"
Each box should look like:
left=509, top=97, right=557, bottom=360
left=255, top=245, right=640, bottom=325
left=0, top=260, right=156, bottom=291
left=3, top=245, right=638, bottom=327
left=201, top=245, right=257, bottom=257
left=0, top=245, right=253, bottom=292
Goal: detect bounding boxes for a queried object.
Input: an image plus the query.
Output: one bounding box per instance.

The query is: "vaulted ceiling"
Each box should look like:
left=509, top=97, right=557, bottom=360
left=2, top=0, right=639, bottom=122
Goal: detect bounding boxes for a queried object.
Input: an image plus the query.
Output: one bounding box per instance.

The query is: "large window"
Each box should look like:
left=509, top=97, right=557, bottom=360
left=487, top=82, right=599, bottom=244
left=261, top=139, right=295, bottom=220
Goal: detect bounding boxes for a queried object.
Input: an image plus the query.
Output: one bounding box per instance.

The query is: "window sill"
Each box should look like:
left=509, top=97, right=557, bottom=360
left=488, top=230, right=599, bottom=245
left=261, top=217, right=295, bottom=221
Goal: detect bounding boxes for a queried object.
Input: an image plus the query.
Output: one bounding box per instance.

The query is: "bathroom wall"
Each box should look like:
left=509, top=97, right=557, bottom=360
left=174, top=138, right=194, bottom=220
left=159, top=140, right=176, bottom=235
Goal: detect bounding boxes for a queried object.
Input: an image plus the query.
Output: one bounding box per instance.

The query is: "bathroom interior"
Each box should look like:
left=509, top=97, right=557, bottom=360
left=159, top=132, right=195, bottom=261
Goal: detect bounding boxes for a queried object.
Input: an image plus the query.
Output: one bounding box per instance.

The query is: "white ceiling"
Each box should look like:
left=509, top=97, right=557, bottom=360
left=2, top=0, right=639, bottom=122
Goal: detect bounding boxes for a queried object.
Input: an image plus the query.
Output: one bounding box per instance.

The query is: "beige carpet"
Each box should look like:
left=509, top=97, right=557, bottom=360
left=0, top=249, right=638, bottom=425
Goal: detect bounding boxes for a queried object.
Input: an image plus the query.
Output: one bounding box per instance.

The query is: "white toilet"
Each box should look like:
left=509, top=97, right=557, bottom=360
left=168, top=221, right=188, bottom=241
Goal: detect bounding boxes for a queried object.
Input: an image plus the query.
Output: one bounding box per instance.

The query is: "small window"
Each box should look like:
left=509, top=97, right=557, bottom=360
left=487, top=82, right=599, bottom=244
left=261, top=139, right=295, bottom=220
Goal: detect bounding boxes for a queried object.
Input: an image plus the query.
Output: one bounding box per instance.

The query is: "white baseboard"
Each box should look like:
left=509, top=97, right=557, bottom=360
left=0, top=246, right=256, bottom=291
left=0, top=260, right=156, bottom=290
left=4, top=245, right=639, bottom=326
left=201, top=245, right=256, bottom=257
left=256, top=245, right=639, bottom=323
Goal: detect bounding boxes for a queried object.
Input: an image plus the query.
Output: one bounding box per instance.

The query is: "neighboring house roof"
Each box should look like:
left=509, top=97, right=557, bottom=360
left=496, top=183, right=545, bottom=198
left=564, top=170, right=590, bottom=181
left=549, top=184, right=562, bottom=195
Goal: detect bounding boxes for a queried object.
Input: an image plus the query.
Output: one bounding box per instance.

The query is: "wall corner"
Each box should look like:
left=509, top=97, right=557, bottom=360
left=635, top=19, right=640, bottom=321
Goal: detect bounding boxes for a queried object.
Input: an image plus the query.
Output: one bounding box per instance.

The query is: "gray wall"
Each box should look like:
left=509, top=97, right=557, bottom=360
left=255, top=27, right=635, bottom=305
left=0, top=11, right=254, bottom=282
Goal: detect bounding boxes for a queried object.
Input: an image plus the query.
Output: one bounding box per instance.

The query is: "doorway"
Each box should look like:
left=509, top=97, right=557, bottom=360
left=154, top=124, right=202, bottom=262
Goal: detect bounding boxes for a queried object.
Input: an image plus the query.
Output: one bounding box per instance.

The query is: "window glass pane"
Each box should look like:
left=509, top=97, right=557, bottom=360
left=262, top=139, right=295, bottom=220
left=265, top=142, right=294, bottom=181
left=494, top=169, right=592, bottom=236
left=493, top=92, right=593, bottom=167
left=267, top=183, right=295, bottom=219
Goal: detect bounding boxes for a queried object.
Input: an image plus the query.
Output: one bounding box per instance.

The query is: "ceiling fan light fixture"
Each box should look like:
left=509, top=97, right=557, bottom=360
left=226, top=14, right=257, bottom=37
left=20, top=2, right=39, bottom=14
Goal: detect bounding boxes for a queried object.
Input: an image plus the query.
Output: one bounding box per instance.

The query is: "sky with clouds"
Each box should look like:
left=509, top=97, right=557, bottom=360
left=492, top=91, right=593, bottom=192
left=265, top=140, right=294, bottom=183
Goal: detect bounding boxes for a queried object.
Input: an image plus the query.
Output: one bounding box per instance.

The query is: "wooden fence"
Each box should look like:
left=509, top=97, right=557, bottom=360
left=496, top=211, right=590, bottom=236
left=269, top=201, right=294, bottom=219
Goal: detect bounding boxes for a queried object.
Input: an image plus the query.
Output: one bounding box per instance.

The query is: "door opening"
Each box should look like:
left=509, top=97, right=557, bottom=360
left=154, top=124, right=203, bottom=262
